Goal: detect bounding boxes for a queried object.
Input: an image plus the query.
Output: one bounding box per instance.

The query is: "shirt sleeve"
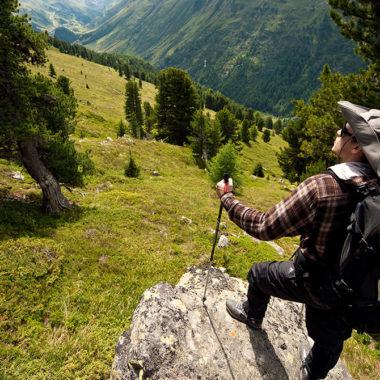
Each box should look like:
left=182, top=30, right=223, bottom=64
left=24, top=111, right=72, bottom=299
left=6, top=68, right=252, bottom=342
left=220, top=177, right=319, bottom=241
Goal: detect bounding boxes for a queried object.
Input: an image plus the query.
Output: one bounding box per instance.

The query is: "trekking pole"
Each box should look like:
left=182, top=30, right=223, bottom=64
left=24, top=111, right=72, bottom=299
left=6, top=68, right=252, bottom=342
left=203, top=173, right=229, bottom=302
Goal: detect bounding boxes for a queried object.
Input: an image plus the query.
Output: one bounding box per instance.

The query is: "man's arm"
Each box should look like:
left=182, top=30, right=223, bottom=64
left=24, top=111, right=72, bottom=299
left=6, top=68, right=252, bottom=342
left=219, top=177, right=319, bottom=241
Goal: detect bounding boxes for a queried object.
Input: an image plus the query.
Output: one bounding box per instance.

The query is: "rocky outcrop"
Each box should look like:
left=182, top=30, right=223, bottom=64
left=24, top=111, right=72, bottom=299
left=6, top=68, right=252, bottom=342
left=111, top=266, right=353, bottom=380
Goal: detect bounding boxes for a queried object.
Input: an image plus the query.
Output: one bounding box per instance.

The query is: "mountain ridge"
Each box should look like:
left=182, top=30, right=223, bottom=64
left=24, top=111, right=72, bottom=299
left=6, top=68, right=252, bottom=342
left=79, top=0, right=364, bottom=115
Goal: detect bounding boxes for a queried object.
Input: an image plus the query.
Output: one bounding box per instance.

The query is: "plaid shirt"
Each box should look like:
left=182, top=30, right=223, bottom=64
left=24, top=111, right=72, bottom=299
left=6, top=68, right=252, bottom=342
left=221, top=171, right=380, bottom=261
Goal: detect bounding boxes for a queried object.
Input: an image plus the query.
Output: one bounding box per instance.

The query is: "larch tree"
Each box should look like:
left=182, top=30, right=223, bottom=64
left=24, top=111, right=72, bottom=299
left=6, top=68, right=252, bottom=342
left=155, top=68, right=200, bottom=146
left=0, top=1, right=94, bottom=213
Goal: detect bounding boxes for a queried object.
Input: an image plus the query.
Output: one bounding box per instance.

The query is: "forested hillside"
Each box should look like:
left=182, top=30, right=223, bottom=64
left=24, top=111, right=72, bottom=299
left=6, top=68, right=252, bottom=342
left=79, top=0, right=364, bottom=115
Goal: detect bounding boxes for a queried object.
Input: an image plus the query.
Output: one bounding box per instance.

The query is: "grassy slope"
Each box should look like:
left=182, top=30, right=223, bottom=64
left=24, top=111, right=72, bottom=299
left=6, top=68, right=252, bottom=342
left=0, top=49, right=378, bottom=379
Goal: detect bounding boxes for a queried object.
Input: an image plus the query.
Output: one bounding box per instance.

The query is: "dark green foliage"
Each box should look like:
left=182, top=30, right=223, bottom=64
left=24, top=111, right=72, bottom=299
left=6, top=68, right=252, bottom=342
left=262, top=129, right=271, bottom=143
left=57, top=75, right=72, bottom=95
left=39, top=138, right=95, bottom=186
left=299, top=160, right=327, bottom=183
left=188, top=110, right=222, bottom=164
left=277, top=119, right=308, bottom=182
left=54, top=27, right=78, bottom=43
left=155, top=68, right=200, bottom=146
left=125, top=81, right=143, bottom=129
left=48, top=63, right=56, bottom=78
left=124, top=151, right=140, bottom=178
left=143, top=101, right=156, bottom=134
left=216, top=107, right=239, bottom=144
left=245, top=108, right=255, bottom=121
left=139, top=78, right=142, bottom=88
left=329, top=0, right=380, bottom=73
left=240, top=119, right=251, bottom=144
left=0, top=2, right=94, bottom=211
left=265, top=117, right=273, bottom=130
left=250, top=125, right=258, bottom=142
left=117, top=120, right=127, bottom=137
left=257, top=117, right=264, bottom=132
left=207, top=142, right=242, bottom=188
left=253, top=162, right=264, bottom=177
left=274, top=119, right=283, bottom=135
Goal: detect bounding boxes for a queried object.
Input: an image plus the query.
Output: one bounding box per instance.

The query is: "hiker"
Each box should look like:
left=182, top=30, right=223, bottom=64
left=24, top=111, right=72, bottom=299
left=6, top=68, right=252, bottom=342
left=216, top=101, right=380, bottom=380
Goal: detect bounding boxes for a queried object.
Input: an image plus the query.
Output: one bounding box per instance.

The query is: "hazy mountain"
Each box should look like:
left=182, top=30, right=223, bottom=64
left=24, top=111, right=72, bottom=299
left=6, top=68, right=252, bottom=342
left=19, top=0, right=118, bottom=33
left=78, top=0, right=364, bottom=115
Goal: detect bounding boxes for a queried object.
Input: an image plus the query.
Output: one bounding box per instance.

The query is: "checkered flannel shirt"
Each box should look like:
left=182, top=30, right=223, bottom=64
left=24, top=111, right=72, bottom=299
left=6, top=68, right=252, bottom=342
left=221, top=172, right=380, bottom=260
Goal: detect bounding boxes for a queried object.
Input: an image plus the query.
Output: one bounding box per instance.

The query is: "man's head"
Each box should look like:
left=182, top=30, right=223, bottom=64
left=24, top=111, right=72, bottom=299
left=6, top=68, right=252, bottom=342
left=331, top=122, right=365, bottom=163
left=336, top=101, right=380, bottom=176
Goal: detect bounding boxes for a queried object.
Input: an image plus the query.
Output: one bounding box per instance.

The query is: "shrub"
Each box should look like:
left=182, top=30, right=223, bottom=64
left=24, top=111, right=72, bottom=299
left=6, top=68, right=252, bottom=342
left=253, top=162, right=264, bottom=177
left=124, top=152, right=140, bottom=178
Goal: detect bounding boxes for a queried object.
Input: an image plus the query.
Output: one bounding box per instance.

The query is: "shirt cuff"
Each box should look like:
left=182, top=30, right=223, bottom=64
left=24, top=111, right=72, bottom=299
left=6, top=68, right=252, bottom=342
left=220, top=192, right=236, bottom=210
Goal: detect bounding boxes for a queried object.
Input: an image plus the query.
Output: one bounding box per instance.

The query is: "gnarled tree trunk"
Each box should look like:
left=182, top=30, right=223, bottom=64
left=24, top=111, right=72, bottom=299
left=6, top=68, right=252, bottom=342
left=19, top=140, right=74, bottom=213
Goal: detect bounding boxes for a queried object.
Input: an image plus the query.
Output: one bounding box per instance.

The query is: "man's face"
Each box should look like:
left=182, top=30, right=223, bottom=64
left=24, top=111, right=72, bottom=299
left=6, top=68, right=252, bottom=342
left=331, top=123, right=355, bottom=159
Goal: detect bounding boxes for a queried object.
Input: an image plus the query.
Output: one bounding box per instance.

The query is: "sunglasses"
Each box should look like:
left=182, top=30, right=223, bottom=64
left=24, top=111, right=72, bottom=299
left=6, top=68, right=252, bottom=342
left=340, top=124, right=353, bottom=137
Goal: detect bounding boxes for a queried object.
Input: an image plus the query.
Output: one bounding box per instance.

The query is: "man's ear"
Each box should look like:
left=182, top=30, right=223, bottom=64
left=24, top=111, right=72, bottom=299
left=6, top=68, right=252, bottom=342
left=352, top=142, right=365, bottom=159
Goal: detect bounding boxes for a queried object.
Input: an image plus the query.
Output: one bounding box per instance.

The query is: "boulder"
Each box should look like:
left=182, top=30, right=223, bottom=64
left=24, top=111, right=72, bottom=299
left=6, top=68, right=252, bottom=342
left=110, top=267, right=352, bottom=380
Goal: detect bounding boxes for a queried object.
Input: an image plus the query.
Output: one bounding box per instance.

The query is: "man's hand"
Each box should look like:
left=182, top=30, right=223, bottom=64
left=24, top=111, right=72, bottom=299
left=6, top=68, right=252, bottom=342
left=216, top=177, right=234, bottom=198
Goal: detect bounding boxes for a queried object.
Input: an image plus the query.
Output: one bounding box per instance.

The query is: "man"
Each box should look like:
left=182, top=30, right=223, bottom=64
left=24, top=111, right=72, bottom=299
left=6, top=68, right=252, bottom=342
left=216, top=101, right=380, bottom=380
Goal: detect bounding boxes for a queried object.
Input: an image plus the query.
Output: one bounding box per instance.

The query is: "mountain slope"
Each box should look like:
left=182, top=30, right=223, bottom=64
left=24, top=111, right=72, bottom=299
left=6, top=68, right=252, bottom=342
left=79, top=0, right=364, bottom=115
left=19, top=0, right=116, bottom=33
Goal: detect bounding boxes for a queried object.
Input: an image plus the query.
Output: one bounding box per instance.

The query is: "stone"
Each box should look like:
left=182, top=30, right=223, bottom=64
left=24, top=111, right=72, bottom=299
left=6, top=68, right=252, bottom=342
left=107, top=137, right=113, bottom=141
left=217, top=235, right=229, bottom=249
left=181, top=216, right=193, bottom=224
left=12, top=171, right=24, bottom=181
left=152, top=171, right=161, bottom=177
left=110, top=267, right=353, bottom=380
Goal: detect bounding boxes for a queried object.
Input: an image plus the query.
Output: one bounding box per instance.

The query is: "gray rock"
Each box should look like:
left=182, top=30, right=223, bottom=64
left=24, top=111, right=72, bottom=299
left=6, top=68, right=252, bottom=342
left=217, top=235, right=230, bottom=249
left=110, top=267, right=353, bottom=380
left=12, top=171, right=24, bottom=181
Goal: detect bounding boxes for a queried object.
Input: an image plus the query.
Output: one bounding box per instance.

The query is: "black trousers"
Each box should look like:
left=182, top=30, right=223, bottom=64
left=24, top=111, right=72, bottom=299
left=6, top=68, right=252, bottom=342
left=246, top=260, right=352, bottom=379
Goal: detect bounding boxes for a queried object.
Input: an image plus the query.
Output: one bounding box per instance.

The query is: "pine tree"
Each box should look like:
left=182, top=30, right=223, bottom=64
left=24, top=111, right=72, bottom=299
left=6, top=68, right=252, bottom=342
left=253, top=162, right=264, bottom=177
left=274, top=119, right=283, bottom=135
left=250, top=125, right=258, bottom=142
left=207, top=142, right=242, bottom=188
left=329, top=0, right=380, bottom=73
left=262, top=129, right=271, bottom=143
left=265, top=117, right=273, bottom=130
left=0, top=1, right=94, bottom=213
left=49, top=63, right=56, bottom=78
left=125, top=81, right=143, bottom=130
left=155, top=68, right=200, bottom=145
left=124, top=151, right=140, bottom=178
left=240, top=119, right=251, bottom=144
left=257, top=117, right=264, bottom=132
left=216, top=107, right=239, bottom=144
left=117, top=120, right=127, bottom=137
left=188, top=110, right=222, bottom=164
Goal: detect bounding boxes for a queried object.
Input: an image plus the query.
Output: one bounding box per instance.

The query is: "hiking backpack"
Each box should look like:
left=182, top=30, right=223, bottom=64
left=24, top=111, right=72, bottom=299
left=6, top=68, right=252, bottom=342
left=322, top=171, right=380, bottom=333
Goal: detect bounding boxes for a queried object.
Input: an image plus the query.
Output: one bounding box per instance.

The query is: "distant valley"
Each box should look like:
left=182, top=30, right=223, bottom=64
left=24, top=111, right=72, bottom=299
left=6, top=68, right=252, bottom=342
left=21, top=0, right=365, bottom=116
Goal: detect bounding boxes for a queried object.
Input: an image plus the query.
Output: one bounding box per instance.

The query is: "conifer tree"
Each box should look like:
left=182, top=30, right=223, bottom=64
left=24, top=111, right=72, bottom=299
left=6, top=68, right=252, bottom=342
left=155, top=68, right=199, bottom=145
left=143, top=101, right=156, bottom=135
left=207, top=142, right=242, bottom=188
left=250, top=125, right=258, bottom=142
left=124, top=151, right=140, bottom=178
left=48, top=63, right=56, bottom=78
left=253, top=162, right=264, bottom=177
left=188, top=110, right=222, bottom=164
left=274, top=119, right=283, bottom=135
left=329, top=0, right=380, bottom=73
left=215, top=107, right=239, bottom=144
left=125, top=81, right=143, bottom=131
left=0, top=0, right=94, bottom=213
left=240, top=119, right=251, bottom=144
left=117, top=120, right=127, bottom=137
left=262, top=129, right=271, bottom=143
left=265, top=117, right=273, bottom=130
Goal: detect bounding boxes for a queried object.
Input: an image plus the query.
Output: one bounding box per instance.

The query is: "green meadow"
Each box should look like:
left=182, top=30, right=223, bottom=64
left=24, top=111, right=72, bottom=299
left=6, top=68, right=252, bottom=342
left=0, top=48, right=378, bottom=379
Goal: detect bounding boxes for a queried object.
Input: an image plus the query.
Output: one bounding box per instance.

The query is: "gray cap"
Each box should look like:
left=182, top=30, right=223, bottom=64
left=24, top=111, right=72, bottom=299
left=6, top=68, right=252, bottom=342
left=338, top=101, right=380, bottom=177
